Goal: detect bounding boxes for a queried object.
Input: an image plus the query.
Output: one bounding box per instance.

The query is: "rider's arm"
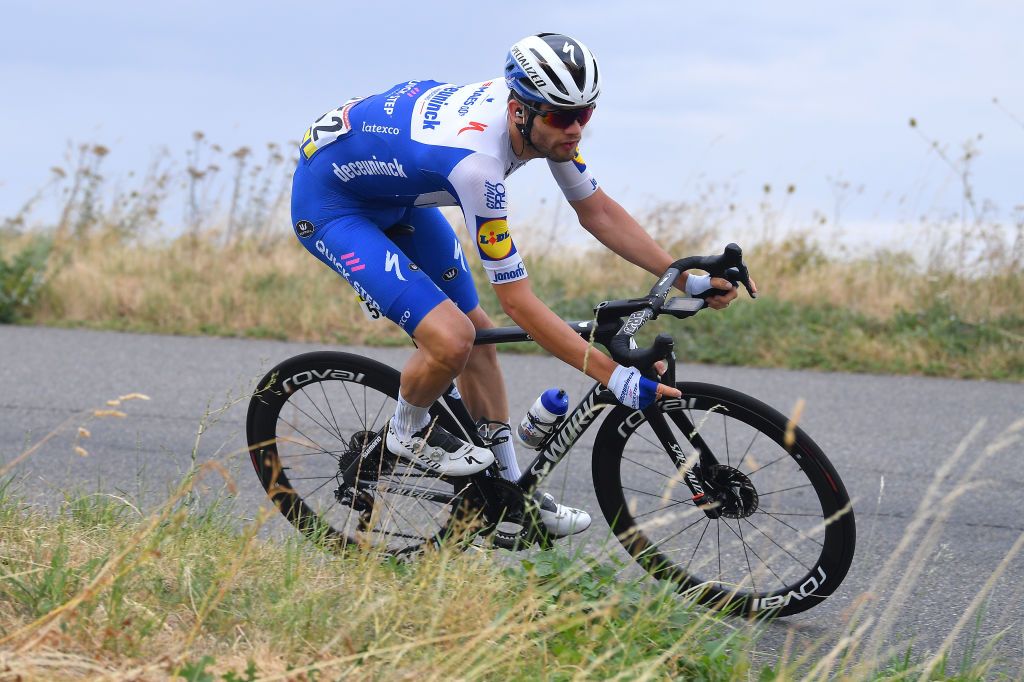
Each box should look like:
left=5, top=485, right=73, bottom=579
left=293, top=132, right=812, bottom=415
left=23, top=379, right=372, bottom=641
left=491, top=277, right=617, bottom=385
left=491, top=277, right=681, bottom=402
left=569, top=188, right=744, bottom=306
left=570, top=188, right=680, bottom=283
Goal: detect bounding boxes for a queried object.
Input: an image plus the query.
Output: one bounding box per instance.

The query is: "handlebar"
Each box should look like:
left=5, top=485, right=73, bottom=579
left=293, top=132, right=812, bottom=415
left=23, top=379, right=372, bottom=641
left=604, top=243, right=756, bottom=370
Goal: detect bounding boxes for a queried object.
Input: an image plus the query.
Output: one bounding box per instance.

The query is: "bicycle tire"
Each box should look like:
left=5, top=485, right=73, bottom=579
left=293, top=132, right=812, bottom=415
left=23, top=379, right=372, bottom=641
left=592, top=382, right=855, bottom=617
left=246, top=351, right=468, bottom=554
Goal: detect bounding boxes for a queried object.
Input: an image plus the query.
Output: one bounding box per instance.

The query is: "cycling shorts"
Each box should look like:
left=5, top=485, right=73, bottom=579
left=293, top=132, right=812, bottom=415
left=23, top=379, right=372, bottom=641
left=290, top=162, right=478, bottom=335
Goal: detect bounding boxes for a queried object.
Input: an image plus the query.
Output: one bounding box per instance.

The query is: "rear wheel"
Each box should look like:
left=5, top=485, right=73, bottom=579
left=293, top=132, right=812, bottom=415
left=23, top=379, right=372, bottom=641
left=246, top=351, right=469, bottom=555
left=592, top=382, right=855, bottom=617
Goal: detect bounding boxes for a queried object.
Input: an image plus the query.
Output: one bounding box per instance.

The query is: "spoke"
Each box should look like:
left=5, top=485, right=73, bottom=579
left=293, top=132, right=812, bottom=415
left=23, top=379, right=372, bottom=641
left=687, top=518, right=712, bottom=573
left=631, top=512, right=709, bottom=570
left=720, top=518, right=785, bottom=586
left=629, top=426, right=663, bottom=452
left=686, top=406, right=699, bottom=432
left=743, top=517, right=815, bottom=572
left=299, top=473, right=341, bottom=500
left=758, top=483, right=813, bottom=496
left=340, top=379, right=367, bottom=432
left=278, top=412, right=345, bottom=455
left=716, top=520, right=722, bottom=578
left=369, top=391, right=391, bottom=433
left=278, top=445, right=347, bottom=458
left=413, top=494, right=450, bottom=530
left=621, top=454, right=680, bottom=481
left=646, top=513, right=708, bottom=549
left=633, top=498, right=694, bottom=520
left=276, top=432, right=342, bottom=454
left=621, top=485, right=691, bottom=506
left=740, top=429, right=760, bottom=470
left=312, top=496, right=343, bottom=522
left=754, top=510, right=824, bottom=518
left=736, top=516, right=755, bottom=591
left=296, top=387, right=346, bottom=441
left=756, top=510, right=825, bottom=548
left=320, top=381, right=345, bottom=439
left=747, top=452, right=791, bottom=476
left=301, top=385, right=344, bottom=441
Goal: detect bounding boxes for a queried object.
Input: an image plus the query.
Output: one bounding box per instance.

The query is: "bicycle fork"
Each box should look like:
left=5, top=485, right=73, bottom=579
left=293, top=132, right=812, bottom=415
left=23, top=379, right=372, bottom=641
left=642, top=404, right=727, bottom=520
left=638, top=351, right=736, bottom=521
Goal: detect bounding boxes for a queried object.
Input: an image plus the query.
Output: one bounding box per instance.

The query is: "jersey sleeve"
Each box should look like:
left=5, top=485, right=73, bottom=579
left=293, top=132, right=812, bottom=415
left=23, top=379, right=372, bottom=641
left=548, top=147, right=599, bottom=202
left=448, top=154, right=528, bottom=285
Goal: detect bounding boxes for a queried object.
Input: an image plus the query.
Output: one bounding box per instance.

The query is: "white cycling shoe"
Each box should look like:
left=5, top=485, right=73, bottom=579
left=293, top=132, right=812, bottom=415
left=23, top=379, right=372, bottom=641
left=386, top=421, right=494, bottom=476
left=534, top=492, right=592, bottom=537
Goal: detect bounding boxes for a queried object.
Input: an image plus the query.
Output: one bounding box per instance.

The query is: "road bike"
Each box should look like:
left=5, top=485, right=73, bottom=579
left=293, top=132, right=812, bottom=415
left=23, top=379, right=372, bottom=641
left=246, top=244, right=856, bottom=617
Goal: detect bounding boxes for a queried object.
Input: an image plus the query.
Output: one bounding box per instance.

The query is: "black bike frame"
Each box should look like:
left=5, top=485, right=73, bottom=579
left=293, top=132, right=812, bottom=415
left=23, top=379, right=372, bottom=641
left=430, top=320, right=722, bottom=503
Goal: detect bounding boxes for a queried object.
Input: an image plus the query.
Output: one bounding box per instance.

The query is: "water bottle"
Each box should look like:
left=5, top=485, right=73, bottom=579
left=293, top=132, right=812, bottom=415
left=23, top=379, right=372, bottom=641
left=516, top=388, right=569, bottom=449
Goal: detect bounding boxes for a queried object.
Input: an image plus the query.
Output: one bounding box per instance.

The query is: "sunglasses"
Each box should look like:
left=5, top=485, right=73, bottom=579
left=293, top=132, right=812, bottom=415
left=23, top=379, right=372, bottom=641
left=520, top=101, right=596, bottom=129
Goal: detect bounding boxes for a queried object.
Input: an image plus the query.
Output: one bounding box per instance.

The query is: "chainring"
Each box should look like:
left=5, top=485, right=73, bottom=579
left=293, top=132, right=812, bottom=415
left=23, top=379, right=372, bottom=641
left=452, top=476, right=534, bottom=550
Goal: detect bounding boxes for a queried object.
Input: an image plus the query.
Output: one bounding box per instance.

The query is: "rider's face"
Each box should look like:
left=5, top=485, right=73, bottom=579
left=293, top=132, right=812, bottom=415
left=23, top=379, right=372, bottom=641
left=529, top=104, right=588, bottom=163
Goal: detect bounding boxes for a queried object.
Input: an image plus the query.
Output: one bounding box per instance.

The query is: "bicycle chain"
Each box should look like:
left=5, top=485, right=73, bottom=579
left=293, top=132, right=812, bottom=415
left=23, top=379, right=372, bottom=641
left=454, top=476, right=534, bottom=550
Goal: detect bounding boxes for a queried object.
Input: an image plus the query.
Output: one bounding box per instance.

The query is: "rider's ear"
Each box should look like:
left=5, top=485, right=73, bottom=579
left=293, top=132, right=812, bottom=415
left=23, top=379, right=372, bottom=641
left=515, top=109, right=524, bottom=119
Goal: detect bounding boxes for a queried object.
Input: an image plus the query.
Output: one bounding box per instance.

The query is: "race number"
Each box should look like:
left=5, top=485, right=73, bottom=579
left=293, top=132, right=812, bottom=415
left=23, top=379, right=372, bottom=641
left=301, top=97, right=364, bottom=159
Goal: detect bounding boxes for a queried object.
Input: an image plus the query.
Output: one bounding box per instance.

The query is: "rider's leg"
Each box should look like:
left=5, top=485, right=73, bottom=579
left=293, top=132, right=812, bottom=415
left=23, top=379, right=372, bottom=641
left=398, top=299, right=475, bottom=407
left=458, top=306, right=523, bottom=482
left=457, top=305, right=509, bottom=423
left=386, top=300, right=494, bottom=475
left=293, top=210, right=493, bottom=476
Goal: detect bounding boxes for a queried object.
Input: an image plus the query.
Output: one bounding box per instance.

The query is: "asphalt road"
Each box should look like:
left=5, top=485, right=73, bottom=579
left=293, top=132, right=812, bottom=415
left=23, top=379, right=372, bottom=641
left=2, top=325, right=1023, bottom=669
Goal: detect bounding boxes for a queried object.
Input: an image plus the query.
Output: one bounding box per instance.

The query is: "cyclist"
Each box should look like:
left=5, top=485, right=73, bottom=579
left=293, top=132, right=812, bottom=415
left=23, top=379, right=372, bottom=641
left=290, top=33, right=743, bottom=537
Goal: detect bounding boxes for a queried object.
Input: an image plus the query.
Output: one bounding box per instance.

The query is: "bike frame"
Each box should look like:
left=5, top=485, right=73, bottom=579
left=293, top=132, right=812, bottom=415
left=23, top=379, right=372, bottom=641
left=429, top=320, right=723, bottom=509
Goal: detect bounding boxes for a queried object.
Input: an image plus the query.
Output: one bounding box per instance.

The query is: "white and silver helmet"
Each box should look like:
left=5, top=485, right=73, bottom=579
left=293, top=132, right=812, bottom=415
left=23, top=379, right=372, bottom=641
left=505, top=33, right=601, bottom=108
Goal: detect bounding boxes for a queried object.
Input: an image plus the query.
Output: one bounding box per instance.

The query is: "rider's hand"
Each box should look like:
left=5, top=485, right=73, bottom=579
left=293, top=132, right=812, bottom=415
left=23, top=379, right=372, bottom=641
left=609, top=365, right=681, bottom=409
left=705, top=276, right=736, bottom=310
left=690, top=275, right=759, bottom=310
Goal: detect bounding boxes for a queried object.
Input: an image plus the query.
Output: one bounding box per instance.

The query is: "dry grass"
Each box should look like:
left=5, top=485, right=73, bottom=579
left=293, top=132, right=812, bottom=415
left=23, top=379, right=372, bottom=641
left=0, top=411, right=754, bottom=680
left=1, top=392, right=1022, bottom=679
left=2, top=140, right=1022, bottom=379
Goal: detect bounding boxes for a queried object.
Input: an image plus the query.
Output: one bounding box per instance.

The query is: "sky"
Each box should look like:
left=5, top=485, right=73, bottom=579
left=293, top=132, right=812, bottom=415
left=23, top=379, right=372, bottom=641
left=2, top=1, right=1022, bottom=246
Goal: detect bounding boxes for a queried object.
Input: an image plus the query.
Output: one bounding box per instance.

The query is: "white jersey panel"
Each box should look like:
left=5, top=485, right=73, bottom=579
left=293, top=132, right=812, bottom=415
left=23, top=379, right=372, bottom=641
left=448, top=154, right=527, bottom=285
left=548, top=148, right=599, bottom=202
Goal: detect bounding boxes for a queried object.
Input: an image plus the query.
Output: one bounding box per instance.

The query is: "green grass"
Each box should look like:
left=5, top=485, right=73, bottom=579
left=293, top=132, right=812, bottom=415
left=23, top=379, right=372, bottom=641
left=3, top=392, right=1022, bottom=679
left=0, top=476, right=770, bottom=680
left=0, top=474, right=1012, bottom=681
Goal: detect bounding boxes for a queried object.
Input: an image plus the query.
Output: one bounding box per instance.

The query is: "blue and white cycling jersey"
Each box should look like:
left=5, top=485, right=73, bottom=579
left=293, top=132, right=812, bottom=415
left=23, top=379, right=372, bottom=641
left=291, top=78, right=599, bottom=286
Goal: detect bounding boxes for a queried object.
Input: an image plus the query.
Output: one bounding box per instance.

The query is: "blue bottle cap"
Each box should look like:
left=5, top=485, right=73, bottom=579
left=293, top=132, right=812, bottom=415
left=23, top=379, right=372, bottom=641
left=540, top=388, right=569, bottom=415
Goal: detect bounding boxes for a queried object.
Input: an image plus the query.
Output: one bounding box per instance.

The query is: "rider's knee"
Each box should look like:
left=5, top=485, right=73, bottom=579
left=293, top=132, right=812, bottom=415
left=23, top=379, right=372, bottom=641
left=421, top=313, right=475, bottom=373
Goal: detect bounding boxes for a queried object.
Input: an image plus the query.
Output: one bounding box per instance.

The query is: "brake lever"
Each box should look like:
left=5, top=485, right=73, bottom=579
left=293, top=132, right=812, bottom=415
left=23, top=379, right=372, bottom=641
left=695, top=264, right=758, bottom=300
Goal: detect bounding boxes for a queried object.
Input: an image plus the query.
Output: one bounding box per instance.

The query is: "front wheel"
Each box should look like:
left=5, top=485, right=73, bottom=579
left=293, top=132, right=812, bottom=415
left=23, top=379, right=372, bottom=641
left=592, top=382, right=855, bottom=617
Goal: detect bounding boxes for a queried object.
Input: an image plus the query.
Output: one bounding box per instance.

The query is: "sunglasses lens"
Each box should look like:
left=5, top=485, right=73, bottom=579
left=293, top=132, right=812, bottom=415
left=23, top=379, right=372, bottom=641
left=545, top=106, right=595, bottom=128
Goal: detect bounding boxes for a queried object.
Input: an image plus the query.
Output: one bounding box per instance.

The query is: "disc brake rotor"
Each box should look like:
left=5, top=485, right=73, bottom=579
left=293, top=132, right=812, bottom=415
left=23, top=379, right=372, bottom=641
left=706, top=465, right=759, bottom=519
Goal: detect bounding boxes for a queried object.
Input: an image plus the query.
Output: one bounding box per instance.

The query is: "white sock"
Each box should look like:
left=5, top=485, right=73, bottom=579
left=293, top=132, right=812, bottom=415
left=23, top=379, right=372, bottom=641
left=392, top=393, right=431, bottom=441
left=488, top=423, right=522, bottom=482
